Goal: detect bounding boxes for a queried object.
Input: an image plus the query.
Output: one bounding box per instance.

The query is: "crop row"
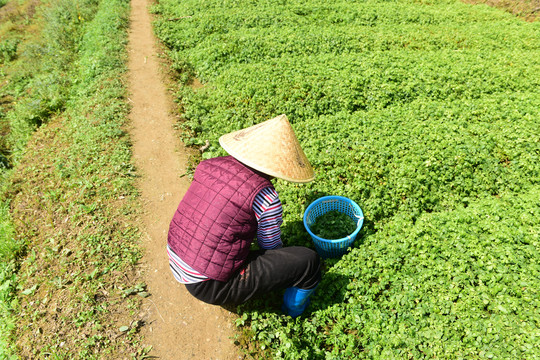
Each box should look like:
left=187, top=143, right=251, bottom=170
left=152, top=0, right=540, bottom=358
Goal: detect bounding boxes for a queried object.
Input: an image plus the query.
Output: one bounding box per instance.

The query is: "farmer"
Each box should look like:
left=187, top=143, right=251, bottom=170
left=167, top=114, right=321, bottom=317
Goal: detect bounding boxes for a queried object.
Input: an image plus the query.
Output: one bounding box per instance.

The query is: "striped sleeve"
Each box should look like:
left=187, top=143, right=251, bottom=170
left=253, top=187, right=283, bottom=249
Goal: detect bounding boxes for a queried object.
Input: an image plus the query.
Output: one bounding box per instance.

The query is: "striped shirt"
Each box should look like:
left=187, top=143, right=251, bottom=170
left=168, top=186, right=283, bottom=284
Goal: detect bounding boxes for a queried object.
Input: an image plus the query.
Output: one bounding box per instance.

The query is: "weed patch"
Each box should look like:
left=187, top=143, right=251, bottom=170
left=0, top=200, right=20, bottom=358
left=1, top=0, right=148, bottom=357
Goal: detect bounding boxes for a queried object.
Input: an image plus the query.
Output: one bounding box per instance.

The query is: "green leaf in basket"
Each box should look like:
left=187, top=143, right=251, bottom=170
left=310, top=210, right=357, bottom=240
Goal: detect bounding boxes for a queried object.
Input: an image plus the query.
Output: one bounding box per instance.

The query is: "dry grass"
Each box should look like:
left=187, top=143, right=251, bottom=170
left=462, top=0, right=540, bottom=21
left=9, top=114, right=145, bottom=358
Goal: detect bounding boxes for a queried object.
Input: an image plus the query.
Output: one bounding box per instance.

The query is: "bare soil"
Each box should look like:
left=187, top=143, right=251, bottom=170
left=463, top=0, right=539, bottom=21
left=127, top=0, right=241, bottom=358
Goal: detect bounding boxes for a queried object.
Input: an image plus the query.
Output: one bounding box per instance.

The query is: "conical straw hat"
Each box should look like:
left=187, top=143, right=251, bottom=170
left=219, top=114, right=315, bottom=183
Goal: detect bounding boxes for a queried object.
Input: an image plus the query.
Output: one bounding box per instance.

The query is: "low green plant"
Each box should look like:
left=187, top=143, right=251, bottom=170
left=1, top=0, right=102, bottom=163
left=241, top=187, right=540, bottom=359
left=0, top=39, right=19, bottom=63
left=0, top=200, right=19, bottom=359
left=153, top=0, right=540, bottom=357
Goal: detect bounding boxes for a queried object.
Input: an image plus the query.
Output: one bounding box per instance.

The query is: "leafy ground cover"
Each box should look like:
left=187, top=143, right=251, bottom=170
left=0, top=200, right=19, bottom=357
left=152, top=0, right=539, bottom=358
left=1, top=0, right=148, bottom=357
left=1, top=1, right=47, bottom=356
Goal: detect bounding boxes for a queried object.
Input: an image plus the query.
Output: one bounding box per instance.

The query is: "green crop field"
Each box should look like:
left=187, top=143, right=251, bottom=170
left=152, top=0, right=539, bottom=358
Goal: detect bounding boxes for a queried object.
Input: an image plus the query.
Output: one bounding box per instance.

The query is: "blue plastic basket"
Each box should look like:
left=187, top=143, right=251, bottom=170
left=303, top=196, right=364, bottom=259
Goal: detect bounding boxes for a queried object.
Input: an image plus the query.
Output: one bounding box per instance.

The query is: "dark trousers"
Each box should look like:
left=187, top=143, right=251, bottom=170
left=185, top=246, right=321, bottom=305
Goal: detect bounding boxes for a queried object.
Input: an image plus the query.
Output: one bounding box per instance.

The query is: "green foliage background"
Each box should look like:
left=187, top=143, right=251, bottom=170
left=1, top=0, right=146, bottom=357
left=1, top=0, right=103, bottom=353
left=153, top=0, right=539, bottom=358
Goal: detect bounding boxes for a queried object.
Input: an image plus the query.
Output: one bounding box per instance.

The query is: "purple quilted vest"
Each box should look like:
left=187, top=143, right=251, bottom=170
left=168, top=156, right=272, bottom=282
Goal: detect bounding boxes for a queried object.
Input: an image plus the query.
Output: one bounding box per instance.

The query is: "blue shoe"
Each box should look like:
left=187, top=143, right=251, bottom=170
left=281, top=286, right=317, bottom=318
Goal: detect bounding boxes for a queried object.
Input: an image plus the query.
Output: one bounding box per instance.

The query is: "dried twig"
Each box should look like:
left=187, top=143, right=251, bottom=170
left=199, top=139, right=210, bottom=153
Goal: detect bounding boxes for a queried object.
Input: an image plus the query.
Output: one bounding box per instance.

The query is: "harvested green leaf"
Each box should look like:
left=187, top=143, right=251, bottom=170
left=310, top=211, right=357, bottom=240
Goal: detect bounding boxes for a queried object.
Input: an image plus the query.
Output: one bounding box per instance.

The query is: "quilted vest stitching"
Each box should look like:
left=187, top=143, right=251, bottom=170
left=168, top=156, right=272, bottom=281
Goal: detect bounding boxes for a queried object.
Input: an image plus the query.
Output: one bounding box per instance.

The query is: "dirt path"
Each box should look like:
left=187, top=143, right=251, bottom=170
left=127, top=0, right=240, bottom=358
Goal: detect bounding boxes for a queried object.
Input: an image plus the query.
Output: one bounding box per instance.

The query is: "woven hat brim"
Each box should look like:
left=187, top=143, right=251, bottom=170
left=219, top=115, right=315, bottom=183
